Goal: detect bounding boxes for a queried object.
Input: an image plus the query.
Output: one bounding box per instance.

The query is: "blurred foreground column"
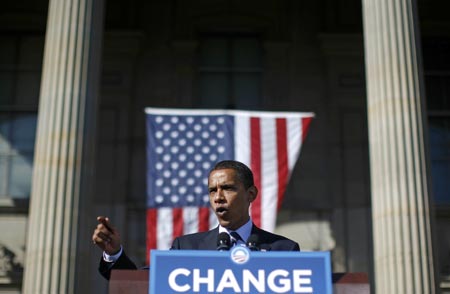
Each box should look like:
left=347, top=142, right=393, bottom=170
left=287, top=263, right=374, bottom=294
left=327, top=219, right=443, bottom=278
left=362, top=0, right=436, bottom=293
left=23, top=0, right=104, bottom=293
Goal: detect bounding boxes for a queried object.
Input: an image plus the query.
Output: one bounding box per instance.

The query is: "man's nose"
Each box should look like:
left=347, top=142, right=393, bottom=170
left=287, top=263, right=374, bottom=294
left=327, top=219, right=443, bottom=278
left=214, top=189, right=224, bottom=202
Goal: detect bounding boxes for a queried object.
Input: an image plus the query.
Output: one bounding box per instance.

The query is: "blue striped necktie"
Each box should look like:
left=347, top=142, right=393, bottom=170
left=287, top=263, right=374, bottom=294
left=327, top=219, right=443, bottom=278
left=230, top=232, right=243, bottom=246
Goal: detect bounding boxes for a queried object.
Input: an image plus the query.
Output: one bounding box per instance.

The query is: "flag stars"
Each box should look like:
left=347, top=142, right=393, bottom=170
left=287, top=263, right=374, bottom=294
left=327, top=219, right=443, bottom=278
left=202, top=146, right=210, bottom=154
left=149, top=114, right=232, bottom=208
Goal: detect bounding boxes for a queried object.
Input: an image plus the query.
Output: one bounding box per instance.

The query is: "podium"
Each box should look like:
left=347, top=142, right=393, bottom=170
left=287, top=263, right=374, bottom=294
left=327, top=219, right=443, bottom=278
left=109, top=270, right=370, bottom=294
left=109, top=248, right=368, bottom=293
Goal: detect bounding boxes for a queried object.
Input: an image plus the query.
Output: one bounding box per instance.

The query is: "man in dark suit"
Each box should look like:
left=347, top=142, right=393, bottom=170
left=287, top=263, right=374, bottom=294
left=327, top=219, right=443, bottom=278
left=92, top=160, right=300, bottom=280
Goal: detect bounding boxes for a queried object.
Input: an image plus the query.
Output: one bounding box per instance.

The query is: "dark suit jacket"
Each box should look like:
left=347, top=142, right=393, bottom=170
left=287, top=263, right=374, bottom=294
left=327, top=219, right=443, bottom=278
left=99, top=224, right=300, bottom=280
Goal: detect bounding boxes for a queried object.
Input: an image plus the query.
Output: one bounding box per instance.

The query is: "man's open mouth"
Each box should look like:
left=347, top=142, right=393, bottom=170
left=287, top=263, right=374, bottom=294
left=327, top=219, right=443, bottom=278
left=215, top=207, right=228, bottom=216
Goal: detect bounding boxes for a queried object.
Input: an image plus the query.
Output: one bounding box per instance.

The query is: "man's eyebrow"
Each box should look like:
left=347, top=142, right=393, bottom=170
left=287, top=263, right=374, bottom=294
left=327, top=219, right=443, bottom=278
left=219, top=183, right=236, bottom=189
left=208, top=182, right=235, bottom=188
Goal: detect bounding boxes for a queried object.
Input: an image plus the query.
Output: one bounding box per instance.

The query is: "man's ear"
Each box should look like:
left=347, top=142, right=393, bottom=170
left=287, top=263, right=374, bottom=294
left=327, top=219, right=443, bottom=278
left=247, top=186, right=258, bottom=203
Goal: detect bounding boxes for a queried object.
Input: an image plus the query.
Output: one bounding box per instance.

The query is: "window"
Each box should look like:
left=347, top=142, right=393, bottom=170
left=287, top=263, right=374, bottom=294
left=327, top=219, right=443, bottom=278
left=0, top=35, right=41, bottom=199
left=197, top=34, right=262, bottom=109
left=423, top=38, right=450, bottom=205
left=0, top=113, right=36, bottom=198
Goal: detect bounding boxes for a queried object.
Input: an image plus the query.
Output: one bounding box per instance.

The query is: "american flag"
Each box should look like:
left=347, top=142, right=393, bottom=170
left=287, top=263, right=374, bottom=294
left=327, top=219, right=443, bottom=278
left=145, top=108, right=313, bottom=255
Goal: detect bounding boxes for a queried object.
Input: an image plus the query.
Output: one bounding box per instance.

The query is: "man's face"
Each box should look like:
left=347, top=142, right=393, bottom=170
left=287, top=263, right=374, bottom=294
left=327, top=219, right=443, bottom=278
left=208, top=168, right=257, bottom=230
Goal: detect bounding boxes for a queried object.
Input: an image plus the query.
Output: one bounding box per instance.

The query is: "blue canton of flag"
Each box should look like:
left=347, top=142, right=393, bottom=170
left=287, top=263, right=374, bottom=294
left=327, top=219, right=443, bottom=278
left=146, top=114, right=234, bottom=208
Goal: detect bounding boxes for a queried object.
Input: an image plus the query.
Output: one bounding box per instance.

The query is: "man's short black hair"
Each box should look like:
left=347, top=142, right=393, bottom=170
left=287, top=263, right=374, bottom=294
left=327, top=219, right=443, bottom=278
left=209, top=160, right=255, bottom=189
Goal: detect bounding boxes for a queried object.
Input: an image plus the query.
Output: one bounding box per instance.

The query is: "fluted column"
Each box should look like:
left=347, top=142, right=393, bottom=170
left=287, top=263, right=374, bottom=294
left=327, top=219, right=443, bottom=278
left=362, top=0, right=436, bottom=293
left=23, top=0, right=104, bottom=293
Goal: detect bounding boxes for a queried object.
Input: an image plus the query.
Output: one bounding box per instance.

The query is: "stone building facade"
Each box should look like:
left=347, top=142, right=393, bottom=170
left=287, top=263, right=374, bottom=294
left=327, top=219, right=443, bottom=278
left=0, top=0, right=449, bottom=293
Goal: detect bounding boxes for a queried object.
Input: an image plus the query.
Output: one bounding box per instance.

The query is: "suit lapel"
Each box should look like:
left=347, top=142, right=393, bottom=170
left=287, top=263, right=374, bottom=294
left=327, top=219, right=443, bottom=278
left=251, top=224, right=272, bottom=251
left=199, top=227, right=220, bottom=250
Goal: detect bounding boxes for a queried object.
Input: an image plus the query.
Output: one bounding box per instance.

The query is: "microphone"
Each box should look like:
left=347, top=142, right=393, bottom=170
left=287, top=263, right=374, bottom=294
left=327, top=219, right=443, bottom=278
left=246, top=234, right=260, bottom=251
left=217, top=232, right=231, bottom=251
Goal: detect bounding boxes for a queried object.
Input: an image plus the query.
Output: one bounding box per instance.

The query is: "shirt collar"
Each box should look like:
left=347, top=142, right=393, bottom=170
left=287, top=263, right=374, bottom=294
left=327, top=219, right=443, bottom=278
left=218, top=218, right=253, bottom=243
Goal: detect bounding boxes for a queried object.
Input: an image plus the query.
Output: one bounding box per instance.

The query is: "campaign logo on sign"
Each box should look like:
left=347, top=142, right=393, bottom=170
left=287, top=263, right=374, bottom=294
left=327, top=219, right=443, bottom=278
left=230, top=246, right=250, bottom=265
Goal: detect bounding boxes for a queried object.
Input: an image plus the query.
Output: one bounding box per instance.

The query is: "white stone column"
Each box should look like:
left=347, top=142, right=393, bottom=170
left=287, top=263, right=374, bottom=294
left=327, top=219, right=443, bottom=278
left=23, top=0, right=104, bottom=293
left=362, top=0, right=436, bottom=293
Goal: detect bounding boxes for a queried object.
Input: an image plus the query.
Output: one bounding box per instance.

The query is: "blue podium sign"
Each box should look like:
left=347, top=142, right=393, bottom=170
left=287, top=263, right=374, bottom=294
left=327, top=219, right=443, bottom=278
left=150, top=247, right=332, bottom=294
